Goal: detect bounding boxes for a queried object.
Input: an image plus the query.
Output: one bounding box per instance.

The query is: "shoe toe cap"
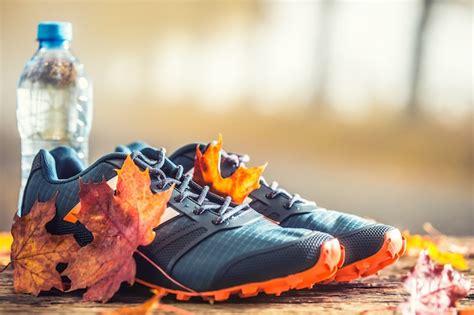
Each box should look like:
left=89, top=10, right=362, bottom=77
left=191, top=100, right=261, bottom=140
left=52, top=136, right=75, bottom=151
left=338, top=224, right=396, bottom=266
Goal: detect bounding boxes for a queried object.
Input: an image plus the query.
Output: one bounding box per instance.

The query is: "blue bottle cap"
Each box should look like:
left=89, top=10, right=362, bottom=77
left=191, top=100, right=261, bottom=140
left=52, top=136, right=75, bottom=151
left=37, top=21, right=72, bottom=41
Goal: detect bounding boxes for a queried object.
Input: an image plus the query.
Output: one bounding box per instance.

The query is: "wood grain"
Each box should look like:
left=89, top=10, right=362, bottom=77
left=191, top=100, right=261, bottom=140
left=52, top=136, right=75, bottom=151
left=1, top=241, right=473, bottom=314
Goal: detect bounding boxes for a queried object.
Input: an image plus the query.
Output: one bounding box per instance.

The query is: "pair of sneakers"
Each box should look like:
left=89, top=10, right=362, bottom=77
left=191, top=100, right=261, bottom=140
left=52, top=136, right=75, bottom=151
left=19, top=137, right=405, bottom=301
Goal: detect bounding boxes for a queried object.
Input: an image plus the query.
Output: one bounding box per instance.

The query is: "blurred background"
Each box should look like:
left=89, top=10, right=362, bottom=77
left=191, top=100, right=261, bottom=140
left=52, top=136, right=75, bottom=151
left=0, top=0, right=472, bottom=234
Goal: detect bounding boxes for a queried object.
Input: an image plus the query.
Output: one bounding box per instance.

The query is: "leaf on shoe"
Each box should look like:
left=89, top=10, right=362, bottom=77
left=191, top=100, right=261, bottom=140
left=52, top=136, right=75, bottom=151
left=9, top=197, right=80, bottom=295
left=403, top=231, right=468, bottom=270
left=400, top=250, right=471, bottom=315
left=63, top=155, right=173, bottom=303
left=193, top=134, right=266, bottom=204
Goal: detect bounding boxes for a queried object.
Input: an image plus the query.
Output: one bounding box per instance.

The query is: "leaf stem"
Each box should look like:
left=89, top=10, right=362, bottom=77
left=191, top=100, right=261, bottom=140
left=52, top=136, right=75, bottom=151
left=0, top=262, right=11, bottom=273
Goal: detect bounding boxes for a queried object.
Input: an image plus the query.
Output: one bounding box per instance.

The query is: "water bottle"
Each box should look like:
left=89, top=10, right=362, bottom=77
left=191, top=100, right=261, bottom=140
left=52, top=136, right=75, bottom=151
left=17, top=21, right=93, bottom=210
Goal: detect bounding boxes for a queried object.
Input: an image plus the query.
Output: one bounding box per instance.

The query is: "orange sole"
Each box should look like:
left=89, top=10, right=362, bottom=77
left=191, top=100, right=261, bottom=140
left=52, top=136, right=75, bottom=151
left=333, top=229, right=406, bottom=282
left=135, top=238, right=343, bottom=302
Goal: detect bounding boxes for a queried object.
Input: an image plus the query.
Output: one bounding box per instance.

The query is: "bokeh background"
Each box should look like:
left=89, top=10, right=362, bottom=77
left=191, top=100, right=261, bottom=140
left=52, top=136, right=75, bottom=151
left=0, top=0, right=472, bottom=234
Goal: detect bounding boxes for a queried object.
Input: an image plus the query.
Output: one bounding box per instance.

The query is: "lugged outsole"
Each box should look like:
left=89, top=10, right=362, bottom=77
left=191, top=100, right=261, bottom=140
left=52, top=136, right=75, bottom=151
left=135, top=238, right=343, bottom=302
left=333, top=229, right=406, bottom=282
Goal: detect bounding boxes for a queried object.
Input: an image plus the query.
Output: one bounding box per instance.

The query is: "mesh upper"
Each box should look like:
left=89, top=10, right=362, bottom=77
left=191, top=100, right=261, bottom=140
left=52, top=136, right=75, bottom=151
left=281, top=209, right=371, bottom=235
left=172, top=219, right=331, bottom=291
left=281, top=210, right=395, bottom=266
left=143, top=224, right=207, bottom=267
left=152, top=216, right=197, bottom=245
left=214, top=231, right=331, bottom=289
left=337, top=223, right=393, bottom=265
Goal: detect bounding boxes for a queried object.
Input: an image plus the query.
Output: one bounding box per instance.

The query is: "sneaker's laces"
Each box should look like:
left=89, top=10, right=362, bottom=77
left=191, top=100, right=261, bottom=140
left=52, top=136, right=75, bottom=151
left=224, top=151, right=313, bottom=209
left=131, top=149, right=248, bottom=224
left=261, top=178, right=310, bottom=209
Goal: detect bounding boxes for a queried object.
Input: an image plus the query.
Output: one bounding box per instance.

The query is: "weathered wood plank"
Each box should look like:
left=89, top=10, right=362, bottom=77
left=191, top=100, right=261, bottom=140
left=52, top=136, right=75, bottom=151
left=1, top=244, right=473, bottom=314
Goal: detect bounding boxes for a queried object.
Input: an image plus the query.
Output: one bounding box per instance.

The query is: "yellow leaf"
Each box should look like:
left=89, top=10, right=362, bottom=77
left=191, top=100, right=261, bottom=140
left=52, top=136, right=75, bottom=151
left=0, top=232, right=12, bottom=266
left=403, top=231, right=468, bottom=270
left=426, top=243, right=468, bottom=271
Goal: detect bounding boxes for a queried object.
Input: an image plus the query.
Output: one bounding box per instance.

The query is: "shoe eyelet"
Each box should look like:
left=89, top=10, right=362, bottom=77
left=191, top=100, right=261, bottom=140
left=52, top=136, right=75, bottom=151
left=174, top=195, right=184, bottom=203
left=212, top=218, right=223, bottom=225
left=283, top=203, right=292, bottom=210
left=265, top=193, right=275, bottom=199
left=150, top=182, right=162, bottom=192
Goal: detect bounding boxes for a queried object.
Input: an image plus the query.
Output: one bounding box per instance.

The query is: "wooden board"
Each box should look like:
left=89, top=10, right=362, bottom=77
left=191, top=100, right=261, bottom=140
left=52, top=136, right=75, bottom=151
left=1, top=243, right=473, bottom=314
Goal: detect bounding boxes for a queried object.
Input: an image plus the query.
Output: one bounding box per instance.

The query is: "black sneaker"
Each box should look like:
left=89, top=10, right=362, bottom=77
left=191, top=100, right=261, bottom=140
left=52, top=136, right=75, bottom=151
left=19, top=145, right=343, bottom=301
left=166, top=137, right=406, bottom=282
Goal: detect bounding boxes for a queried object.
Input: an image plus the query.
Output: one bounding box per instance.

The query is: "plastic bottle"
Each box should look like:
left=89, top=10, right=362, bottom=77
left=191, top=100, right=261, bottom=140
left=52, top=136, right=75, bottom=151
left=16, top=21, right=92, bottom=210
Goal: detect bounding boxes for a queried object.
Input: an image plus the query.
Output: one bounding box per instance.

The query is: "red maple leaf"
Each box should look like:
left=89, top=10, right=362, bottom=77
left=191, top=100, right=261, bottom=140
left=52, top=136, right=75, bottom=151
left=63, top=156, right=173, bottom=302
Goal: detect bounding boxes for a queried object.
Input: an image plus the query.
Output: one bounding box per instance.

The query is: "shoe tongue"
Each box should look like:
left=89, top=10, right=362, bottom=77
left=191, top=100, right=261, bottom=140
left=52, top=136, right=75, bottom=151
left=171, top=143, right=241, bottom=178
left=219, top=151, right=241, bottom=178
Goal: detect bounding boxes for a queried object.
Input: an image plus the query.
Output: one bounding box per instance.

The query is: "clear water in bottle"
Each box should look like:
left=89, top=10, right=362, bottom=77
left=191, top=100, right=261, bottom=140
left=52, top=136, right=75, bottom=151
left=16, top=22, right=92, bottom=211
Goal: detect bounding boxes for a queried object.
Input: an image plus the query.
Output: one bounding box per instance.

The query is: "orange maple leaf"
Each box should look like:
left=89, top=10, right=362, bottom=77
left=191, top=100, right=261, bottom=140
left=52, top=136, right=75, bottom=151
left=102, top=290, right=161, bottom=315
left=63, top=155, right=173, bottom=303
left=10, top=196, right=80, bottom=296
left=103, top=289, right=193, bottom=315
left=193, top=135, right=266, bottom=204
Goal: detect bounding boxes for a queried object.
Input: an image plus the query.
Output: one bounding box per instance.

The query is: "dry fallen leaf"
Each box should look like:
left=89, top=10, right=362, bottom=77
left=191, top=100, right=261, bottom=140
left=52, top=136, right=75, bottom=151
left=63, top=155, right=174, bottom=303
left=0, top=232, right=13, bottom=266
left=403, top=231, right=468, bottom=271
left=400, top=250, right=471, bottom=315
left=9, top=196, right=80, bottom=296
left=102, top=290, right=161, bottom=315
left=194, top=134, right=266, bottom=204
left=103, top=289, right=193, bottom=315
left=423, top=223, right=474, bottom=258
